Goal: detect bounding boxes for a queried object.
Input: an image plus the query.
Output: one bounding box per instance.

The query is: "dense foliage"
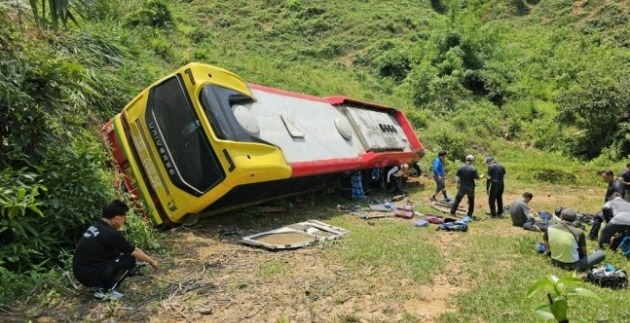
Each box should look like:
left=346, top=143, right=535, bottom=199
left=0, top=0, right=629, bottom=303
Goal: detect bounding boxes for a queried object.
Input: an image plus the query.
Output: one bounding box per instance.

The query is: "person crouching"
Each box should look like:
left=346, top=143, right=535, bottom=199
left=73, top=200, right=159, bottom=300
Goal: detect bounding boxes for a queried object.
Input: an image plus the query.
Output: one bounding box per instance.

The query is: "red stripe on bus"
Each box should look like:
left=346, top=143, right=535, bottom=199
left=394, top=111, right=424, bottom=151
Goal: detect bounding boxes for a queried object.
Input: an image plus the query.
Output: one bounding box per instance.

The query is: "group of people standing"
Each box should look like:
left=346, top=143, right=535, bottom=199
left=430, top=151, right=506, bottom=220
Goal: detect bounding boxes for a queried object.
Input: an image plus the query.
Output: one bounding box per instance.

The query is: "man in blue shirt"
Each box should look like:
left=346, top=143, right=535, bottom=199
left=430, top=151, right=448, bottom=202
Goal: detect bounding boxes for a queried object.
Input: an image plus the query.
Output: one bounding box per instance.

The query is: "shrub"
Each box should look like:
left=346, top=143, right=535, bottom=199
left=126, top=0, right=174, bottom=28
left=532, top=168, right=577, bottom=184
left=423, top=124, right=470, bottom=162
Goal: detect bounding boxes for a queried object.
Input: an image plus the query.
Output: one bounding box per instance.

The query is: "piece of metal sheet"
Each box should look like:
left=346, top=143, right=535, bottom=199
left=241, top=220, right=349, bottom=250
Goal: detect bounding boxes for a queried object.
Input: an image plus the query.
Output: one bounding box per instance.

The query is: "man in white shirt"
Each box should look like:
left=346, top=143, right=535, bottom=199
left=599, top=193, right=630, bottom=249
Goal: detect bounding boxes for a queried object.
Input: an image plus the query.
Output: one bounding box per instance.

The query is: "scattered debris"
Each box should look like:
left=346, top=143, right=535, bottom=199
left=431, top=201, right=467, bottom=216
left=241, top=220, right=349, bottom=250
left=368, top=203, right=394, bottom=212
left=219, top=226, right=238, bottom=236
left=391, top=195, right=406, bottom=202
left=393, top=206, right=414, bottom=219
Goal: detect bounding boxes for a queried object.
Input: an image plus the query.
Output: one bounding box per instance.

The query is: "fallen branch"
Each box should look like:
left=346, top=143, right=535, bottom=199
left=240, top=303, right=266, bottom=321
left=169, top=302, right=192, bottom=323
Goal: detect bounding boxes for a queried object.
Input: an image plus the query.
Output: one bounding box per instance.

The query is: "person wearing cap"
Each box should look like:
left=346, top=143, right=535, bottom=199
left=430, top=151, right=449, bottom=202
left=485, top=156, right=506, bottom=218
left=450, top=155, right=482, bottom=218
left=598, top=192, right=630, bottom=249
left=543, top=208, right=606, bottom=271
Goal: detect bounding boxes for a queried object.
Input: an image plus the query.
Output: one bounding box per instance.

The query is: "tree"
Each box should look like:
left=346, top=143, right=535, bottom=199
left=555, top=74, right=630, bottom=159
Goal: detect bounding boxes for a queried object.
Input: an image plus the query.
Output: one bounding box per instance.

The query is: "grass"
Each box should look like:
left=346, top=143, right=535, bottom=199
left=265, top=174, right=630, bottom=322
left=327, top=215, right=444, bottom=283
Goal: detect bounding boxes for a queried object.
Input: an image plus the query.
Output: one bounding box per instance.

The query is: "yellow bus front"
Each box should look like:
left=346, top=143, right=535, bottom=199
left=112, top=63, right=291, bottom=225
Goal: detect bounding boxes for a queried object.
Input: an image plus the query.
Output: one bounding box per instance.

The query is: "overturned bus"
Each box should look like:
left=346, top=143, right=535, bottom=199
left=100, top=63, right=425, bottom=227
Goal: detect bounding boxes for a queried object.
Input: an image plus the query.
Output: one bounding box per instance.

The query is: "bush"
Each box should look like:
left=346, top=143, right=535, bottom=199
left=532, top=168, right=577, bottom=184
left=126, top=0, right=174, bottom=28
left=423, top=124, right=471, bottom=162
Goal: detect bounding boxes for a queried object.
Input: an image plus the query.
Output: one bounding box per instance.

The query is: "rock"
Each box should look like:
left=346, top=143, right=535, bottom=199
left=198, top=307, right=213, bottom=315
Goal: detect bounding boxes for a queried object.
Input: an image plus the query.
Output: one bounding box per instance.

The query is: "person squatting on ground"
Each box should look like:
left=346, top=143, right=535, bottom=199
left=386, top=163, right=409, bottom=195
left=510, top=192, right=534, bottom=227
left=450, top=155, right=482, bottom=218
left=590, top=170, right=626, bottom=240
left=598, top=193, right=630, bottom=249
left=485, top=156, right=506, bottom=218
left=430, top=151, right=449, bottom=202
left=73, top=200, right=159, bottom=300
left=543, top=208, right=606, bottom=272
left=618, top=163, right=630, bottom=202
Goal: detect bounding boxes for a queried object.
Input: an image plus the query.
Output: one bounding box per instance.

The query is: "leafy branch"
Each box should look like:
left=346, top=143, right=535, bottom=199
left=526, top=273, right=599, bottom=322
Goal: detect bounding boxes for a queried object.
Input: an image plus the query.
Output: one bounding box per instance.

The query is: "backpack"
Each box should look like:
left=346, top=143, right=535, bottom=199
left=585, top=267, right=628, bottom=290
left=438, top=221, right=468, bottom=232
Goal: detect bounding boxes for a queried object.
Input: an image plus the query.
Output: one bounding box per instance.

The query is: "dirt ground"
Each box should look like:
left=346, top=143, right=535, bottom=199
left=2, top=177, right=603, bottom=323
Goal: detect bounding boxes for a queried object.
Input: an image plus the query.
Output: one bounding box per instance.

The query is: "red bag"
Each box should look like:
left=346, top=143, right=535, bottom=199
left=394, top=206, right=414, bottom=219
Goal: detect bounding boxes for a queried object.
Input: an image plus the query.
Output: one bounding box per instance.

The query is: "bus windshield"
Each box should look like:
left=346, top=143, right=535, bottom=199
left=145, top=75, right=225, bottom=196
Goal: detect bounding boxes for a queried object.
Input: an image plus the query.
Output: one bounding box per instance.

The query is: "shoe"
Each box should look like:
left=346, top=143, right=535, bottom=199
left=430, top=196, right=438, bottom=202
left=93, top=288, right=124, bottom=301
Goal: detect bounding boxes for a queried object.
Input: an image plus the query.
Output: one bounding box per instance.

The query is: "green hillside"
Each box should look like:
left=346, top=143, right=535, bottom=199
left=1, top=0, right=629, bottom=310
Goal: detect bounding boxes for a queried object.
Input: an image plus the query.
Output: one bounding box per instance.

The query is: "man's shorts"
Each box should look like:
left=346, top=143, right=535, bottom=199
left=433, top=175, right=445, bottom=191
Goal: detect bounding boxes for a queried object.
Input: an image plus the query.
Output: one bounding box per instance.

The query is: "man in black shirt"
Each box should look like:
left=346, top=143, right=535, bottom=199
left=590, top=170, right=627, bottom=241
left=450, top=155, right=482, bottom=218
left=73, top=200, right=159, bottom=300
left=485, top=156, right=506, bottom=218
left=601, top=169, right=624, bottom=203
left=618, top=163, right=630, bottom=202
